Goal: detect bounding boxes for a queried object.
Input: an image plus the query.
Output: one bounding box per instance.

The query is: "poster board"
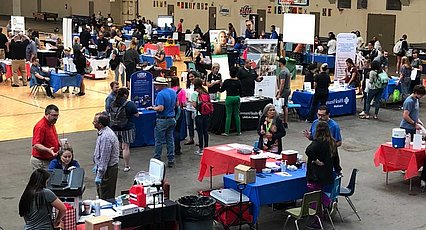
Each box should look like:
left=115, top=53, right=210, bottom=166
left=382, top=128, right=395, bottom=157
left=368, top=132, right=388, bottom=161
left=334, top=33, right=357, bottom=79
left=130, top=71, right=154, bottom=109
left=282, top=13, right=315, bottom=44
left=211, top=54, right=230, bottom=80
left=246, top=39, right=278, bottom=98
left=209, top=29, right=228, bottom=55
left=62, top=18, right=73, bottom=49
left=11, top=16, right=25, bottom=32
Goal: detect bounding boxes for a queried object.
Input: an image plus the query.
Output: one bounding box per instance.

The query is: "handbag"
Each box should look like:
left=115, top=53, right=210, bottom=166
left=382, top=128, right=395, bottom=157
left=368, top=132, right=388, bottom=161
left=62, top=203, right=76, bottom=230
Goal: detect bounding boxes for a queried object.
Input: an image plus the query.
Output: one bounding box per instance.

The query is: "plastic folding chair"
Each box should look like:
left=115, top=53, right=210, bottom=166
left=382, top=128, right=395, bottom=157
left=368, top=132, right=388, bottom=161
left=283, top=190, right=324, bottom=230
left=339, top=169, right=361, bottom=221
left=324, top=175, right=343, bottom=229
left=29, top=73, right=46, bottom=97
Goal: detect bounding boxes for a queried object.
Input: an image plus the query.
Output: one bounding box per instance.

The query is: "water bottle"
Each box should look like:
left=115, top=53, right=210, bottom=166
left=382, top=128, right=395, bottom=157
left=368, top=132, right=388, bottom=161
left=94, top=196, right=101, bottom=216
left=281, top=160, right=287, bottom=172
left=405, top=134, right=411, bottom=148
left=116, top=196, right=123, bottom=207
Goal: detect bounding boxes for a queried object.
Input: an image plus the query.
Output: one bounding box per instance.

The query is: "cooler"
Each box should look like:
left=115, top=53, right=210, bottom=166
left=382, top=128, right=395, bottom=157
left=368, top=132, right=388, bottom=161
left=129, top=184, right=146, bottom=207
left=282, top=150, right=298, bottom=165
left=392, top=128, right=406, bottom=148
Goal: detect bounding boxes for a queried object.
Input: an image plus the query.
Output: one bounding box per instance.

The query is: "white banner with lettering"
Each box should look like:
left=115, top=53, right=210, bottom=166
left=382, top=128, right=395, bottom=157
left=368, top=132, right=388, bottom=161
left=334, top=33, right=357, bottom=79
left=11, top=16, right=25, bottom=32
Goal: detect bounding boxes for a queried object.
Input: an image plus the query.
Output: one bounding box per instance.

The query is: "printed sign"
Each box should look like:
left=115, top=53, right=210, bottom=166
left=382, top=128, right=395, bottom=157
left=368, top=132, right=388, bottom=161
left=240, top=5, right=252, bottom=17
left=11, top=16, right=25, bottom=32
left=130, top=71, right=154, bottom=109
left=334, top=33, right=357, bottom=79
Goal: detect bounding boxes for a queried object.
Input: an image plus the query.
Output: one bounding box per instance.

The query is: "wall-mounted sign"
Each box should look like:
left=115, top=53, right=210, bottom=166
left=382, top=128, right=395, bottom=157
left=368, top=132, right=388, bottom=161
left=240, top=5, right=252, bottom=17
left=219, top=5, right=230, bottom=16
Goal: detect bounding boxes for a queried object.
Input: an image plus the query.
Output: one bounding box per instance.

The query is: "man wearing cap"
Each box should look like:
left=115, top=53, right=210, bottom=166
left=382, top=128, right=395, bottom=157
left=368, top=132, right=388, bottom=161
left=237, top=59, right=263, bottom=97
left=147, top=77, right=177, bottom=168
left=276, top=57, right=291, bottom=129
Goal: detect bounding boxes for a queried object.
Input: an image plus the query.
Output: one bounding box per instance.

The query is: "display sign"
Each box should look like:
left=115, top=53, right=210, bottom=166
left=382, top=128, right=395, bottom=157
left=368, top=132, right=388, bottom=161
left=130, top=71, right=154, bottom=109
left=334, top=33, right=357, bottom=79
left=209, top=30, right=229, bottom=55
left=211, top=54, right=230, bottom=80
left=240, top=5, right=252, bottom=17
left=11, top=16, right=25, bottom=32
left=282, top=13, right=315, bottom=44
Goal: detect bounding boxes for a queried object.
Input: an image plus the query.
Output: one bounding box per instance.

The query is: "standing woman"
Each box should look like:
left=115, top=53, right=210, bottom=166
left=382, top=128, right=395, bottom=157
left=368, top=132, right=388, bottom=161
left=123, top=40, right=140, bottom=88
left=171, top=76, right=186, bottom=155
left=73, top=49, right=86, bottom=96
left=410, top=50, right=423, bottom=93
left=305, top=121, right=341, bottom=208
left=184, top=71, right=198, bottom=145
left=109, top=88, right=139, bottom=172
left=19, top=169, right=66, bottom=229
left=399, top=56, right=412, bottom=100
left=360, top=61, right=386, bottom=120
left=306, top=63, right=331, bottom=123
left=207, top=63, right=222, bottom=94
left=228, top=23, right=237, bottom=39
left=220, top=66, right=242, bottom=136
left=154, top=42, right=167, bottom=70
left=395, top=34, right=408, bottom=74
left=257, top=104, right=286, bottom=154
left=192, top=78, right=210, bottom=155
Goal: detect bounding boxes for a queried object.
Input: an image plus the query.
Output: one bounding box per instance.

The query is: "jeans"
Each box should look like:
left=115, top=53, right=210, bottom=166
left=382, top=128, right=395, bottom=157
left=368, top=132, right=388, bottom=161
left=365, top=88, right=384, bottom=115
left=195, top=115, right=209, bottom=149
left=114, top=68, right=125, bottom=86
left=307, top=93, right=328, bottom=122
left=174, top=115, right=182, bottom=153
left=225, top=96, right=241, bottom=134
left=185, top=110, right=195, bottom=138
left=154, top=118, right=176, bottom=163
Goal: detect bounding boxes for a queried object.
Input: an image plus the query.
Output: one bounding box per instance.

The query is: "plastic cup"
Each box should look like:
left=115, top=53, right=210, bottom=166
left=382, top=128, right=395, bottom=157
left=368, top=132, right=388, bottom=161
left=60, top=138, right=68, bottom=147
left=83, top=200, right=92, bottom=215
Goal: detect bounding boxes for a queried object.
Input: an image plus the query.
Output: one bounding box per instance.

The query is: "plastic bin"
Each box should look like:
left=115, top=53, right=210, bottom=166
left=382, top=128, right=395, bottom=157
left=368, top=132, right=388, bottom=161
left=177, top=196, right=216, bottom=230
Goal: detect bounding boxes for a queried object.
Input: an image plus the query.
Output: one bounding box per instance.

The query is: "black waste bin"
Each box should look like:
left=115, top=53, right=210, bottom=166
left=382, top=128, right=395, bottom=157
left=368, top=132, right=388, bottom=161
left=177, top=195, right=216, bottom=230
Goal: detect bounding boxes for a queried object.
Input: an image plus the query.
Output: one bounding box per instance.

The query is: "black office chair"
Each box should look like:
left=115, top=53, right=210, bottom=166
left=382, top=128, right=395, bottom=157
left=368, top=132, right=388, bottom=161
left=339, top=168, right=361, bottom=221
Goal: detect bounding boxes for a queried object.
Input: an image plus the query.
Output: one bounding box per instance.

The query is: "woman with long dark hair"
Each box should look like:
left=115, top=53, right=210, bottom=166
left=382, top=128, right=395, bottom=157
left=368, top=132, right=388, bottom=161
left=360, top=61, right=386, bottom=119
left=184, top=71, right=199, bottom=145
left=73, top=49, right=87, bottom=96
left=109, top=87, right=139, bottom=171
left=19, top=169, right=66, bottom=229
left=191, top=78, right=210, bottom=155
left=257, top=103, right=286, bottom=154
left=305, top=121, right=341, bottom=208
left=220, top=66, right=241, bottom=136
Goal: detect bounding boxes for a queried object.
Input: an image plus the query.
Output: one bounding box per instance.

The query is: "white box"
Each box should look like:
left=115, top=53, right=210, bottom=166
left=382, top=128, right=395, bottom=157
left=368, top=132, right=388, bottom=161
left=115, top=204, right=139, bottom=216
left=210, top=188, right=249, bottom=205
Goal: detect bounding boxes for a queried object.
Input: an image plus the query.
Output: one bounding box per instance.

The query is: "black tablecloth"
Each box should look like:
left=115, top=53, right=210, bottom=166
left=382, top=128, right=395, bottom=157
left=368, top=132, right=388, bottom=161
left=115, top=200, right=180, bottom=229
left=208, top=98, right=273, bottom=134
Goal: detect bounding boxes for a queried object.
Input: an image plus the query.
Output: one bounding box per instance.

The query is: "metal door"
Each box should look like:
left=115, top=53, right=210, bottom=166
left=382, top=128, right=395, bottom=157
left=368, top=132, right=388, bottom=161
left=37, top=0, right=41, bottom=12
left=367, top=14, right=396, bottom=53
left=310, top=12, right=320, bottom=36
left=209, top=7, right=217, bottom=30
left=257, top=9, right=266, bottom=35
left=167, top=4, right=174, bottom=16
left=89, top=1, right=94, bottom=16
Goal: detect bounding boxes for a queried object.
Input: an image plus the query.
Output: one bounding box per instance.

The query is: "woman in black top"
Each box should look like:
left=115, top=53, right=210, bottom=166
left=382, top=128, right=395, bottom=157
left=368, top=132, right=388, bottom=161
left=306, top=63, right=331, bottom=122
left=304, top=63, right=317, bottom=90
left=73, top=49, right=86, bottom=96
left=305, top=121, right=341, bottom=208
left=207, top=63, right=222, bottom=93
left=257, top=103, right=286, bottom=154
left=220, top=66, right=242, bottom=135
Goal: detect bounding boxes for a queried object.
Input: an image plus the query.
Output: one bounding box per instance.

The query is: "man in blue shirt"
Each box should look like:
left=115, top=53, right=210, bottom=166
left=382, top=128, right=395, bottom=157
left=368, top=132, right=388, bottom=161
left=148, top=77, right=177, bottom=167
left=270, top=25, right=279, bottom=39
left=400, top=85, right=425, bottom=138
left=105, top=81, right=119, bottom=111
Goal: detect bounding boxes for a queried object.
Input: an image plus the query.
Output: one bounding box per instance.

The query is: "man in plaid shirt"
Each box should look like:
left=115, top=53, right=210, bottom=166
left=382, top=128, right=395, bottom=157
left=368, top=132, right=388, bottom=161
left=92, top=112, right=120, bottom=199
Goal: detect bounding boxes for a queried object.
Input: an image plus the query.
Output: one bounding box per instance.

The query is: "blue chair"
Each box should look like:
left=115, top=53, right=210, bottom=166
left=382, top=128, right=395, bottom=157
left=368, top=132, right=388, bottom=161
left=324, top=175, right=343, bottom=229
left=29, top=73, right=46, bottom=97
left=339, top=169, right=361, bottom=221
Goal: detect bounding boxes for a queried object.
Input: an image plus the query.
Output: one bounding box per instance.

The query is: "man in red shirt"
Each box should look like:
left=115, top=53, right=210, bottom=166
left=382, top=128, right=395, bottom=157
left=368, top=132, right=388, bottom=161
left=31, top=104, right=60, bottom=170
left=177, top=18, right=184, bottom=42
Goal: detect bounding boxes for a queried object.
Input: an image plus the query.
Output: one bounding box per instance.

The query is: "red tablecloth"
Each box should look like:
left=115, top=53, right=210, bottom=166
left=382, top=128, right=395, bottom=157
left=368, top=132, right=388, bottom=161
left=144, top=43, right=180, bottom=57
left=373, top=143, right=426, bottom=180
left=198, top=144, right=277, bottom=182
left=4, top=62, right=31, bottom=79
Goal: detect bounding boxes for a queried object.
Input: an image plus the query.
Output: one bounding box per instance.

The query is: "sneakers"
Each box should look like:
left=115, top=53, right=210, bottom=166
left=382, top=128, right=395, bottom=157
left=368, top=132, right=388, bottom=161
left=12, top=84, right=19, bottom=87
left=167, top=162, right=174, bottom=168
left=194, top=149, right=203, bottom=156
left=47, top=95, right=55, bottom=99
left=175, top=151, right=182, bottom=156
left=421, top=180, right=426, bottom=188
left=123, top=166, right=131, bottom=172
left=184, top=140, right=195, bottom=145
left=221, top=133, right=228, bottom=136
left=359, top=111, right=366, bottom=116
left=283, top=123, right=288, bottom=129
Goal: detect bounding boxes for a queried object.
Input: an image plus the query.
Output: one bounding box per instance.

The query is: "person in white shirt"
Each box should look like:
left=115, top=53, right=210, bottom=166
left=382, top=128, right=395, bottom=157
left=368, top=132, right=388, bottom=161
left=327, top=32, right=336, bottom=56
left=373, top=36, right=382, bottom=51
left=355, top=30, right=364, bottom=50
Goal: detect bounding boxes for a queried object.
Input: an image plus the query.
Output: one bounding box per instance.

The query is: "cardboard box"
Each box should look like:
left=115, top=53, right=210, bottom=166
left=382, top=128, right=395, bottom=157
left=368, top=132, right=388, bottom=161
left=85, top=216, right=113, bottom=230
left=234, top=164, right=256, bottom=184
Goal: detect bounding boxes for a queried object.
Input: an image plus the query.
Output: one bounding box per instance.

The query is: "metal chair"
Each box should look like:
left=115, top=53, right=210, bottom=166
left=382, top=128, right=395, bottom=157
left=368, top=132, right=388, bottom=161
left=283, top=190, right=324, bottom=230
left=339, top=168, right=361, bottom=221
left=324, top=175, right=343, bottom=229
left=28, top=73, right=46, bottom=97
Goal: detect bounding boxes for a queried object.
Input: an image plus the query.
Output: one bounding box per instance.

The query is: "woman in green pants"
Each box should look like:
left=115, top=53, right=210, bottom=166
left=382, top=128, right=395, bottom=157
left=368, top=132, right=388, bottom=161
left=220, top=66, right=242, bottom=136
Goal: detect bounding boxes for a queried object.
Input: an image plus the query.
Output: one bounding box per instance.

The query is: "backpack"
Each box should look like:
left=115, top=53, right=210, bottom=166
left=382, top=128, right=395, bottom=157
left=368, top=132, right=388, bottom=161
left=378, top=71, right=389, bottom=88
left=109, top=101, right=130, bottom=129
left=175, top=88, right=182, bottom=120
left=393, top=40, right=403, bottom=54
left=197, top=92, right=214, bottom=116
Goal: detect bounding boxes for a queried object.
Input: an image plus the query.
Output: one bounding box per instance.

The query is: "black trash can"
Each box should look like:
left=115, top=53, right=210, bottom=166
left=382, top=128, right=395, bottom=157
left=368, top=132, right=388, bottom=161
left=177, top=195, right=216, bottom=230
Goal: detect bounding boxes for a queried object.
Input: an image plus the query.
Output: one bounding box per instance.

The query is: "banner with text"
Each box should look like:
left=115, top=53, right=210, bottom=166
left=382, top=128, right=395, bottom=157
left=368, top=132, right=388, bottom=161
left=11, top=16, right=25, bottom=32
left=334, top=33, right=357, bottom=79
left=130, top=71, right=154, bottom=109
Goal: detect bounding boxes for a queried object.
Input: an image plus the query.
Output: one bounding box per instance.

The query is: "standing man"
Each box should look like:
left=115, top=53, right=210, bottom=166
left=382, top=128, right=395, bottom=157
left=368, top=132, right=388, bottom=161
left=26, top=36, right=37, bottom=62
left=147, top=77, right=177, bottom=168
left=31, top=104, right=60, bottom=170
left=96, top=32, right=109, bottom=58
left=237, top=59, right=263, bottom=97
left=105, top=81, right=119, bottom=111
left=92, top=112, right=120, bottom=199
left=400, top=85, right=425, bottom=138
left=80, top=26, right=92, bottom=50
left=304, top=105, right=342, bottom=148
left=0, top=28, right=8, bottom=60
left=10, top=33, right=30, bottom=87
left=269, top=25, right=278, bottom=39
left=177, top=19, right=184, bottom=42
left=276, top=58, right=291, bottom=129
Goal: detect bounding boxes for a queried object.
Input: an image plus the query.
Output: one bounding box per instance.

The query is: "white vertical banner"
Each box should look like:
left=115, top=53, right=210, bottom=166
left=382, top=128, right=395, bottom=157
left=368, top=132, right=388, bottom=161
left=11, top=16, right=25, bottom=32
left=62, top=18, right=73, bottom=49
left=334, top=33, right=357, bottom=79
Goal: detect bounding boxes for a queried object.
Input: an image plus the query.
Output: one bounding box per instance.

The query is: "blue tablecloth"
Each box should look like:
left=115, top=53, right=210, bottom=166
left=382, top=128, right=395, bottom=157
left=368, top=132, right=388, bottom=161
left=223, top=169, right=307, bottom=223
left=139, top=54, right=173, bottom=68
left=154, top=29, right=173, bottom=38
left=291, top=88, right=357, bottom=119
left=123, top=34, right=132, bottom=41
left=131, top=110, right=187, bottom=148
left=381, top=78, right=402, bottom=102
left=304, top=53, right=335, bottom=69
left=50, top=72, right=83, bottom=93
